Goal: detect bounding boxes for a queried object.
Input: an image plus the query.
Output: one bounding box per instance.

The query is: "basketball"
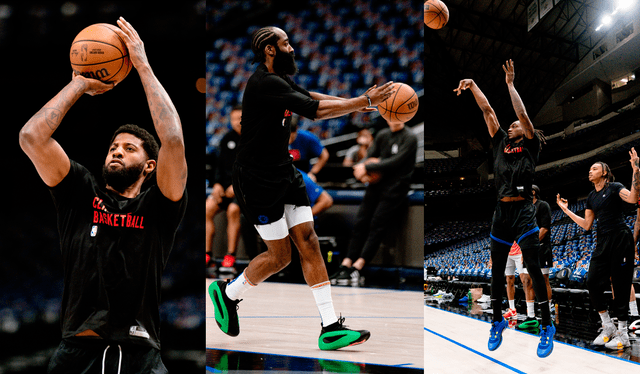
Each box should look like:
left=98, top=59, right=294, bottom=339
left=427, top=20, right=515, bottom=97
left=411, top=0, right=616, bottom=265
left=70, top=23, right=132, bottom=85
left=377, top=83, right=419, bottom=123
left=424, top=0, right=449, bottom=30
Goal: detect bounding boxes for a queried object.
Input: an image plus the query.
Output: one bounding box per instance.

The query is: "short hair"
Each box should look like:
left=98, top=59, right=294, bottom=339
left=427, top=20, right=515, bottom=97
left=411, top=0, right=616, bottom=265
left=110, top=124, right=159, bottom=162
left=230, top=104, right=242, bottom=112
left=251, top=27, right=279, bottom=64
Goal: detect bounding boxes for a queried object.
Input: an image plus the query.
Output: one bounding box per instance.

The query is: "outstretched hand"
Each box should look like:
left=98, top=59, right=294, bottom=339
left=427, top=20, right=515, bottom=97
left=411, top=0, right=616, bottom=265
left=630, top=147, right=639, bottom=171
left=366, top=82, right=395, bottom=106
left=453, top=79, right=474, bottom=96
left=556, top=193, right=568, bottom=211
left=503, top=59, right=515, bottom=85
left=114, top=17, right=149, bottom=70
left=359, top=85, right=380, bottom=112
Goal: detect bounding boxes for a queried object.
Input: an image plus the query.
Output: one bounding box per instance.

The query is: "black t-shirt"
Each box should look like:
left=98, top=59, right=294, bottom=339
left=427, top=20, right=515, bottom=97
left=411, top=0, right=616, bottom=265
left=491, top=127, right=540, bottom=201
left=214, top=129, right=240, bottom=189
left=236, top=64, right=320, bottom=170
left=586, top=182, right=626, bottom=234
left=365, top=126, right=417, bottom=193
left=534, top=199, right=551, bottom=249
left=49, top=161, right=187, bottom=349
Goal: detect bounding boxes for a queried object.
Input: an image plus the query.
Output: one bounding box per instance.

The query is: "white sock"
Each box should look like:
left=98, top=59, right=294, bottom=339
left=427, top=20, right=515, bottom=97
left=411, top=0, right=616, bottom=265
left=618, top=320, right=628, bottom=334
left=599, top=311, right=613, bottom=326
left=225, top=271, right=255, bottom=301
left=311, top=281, right=338, bottom=327
left=508, top=299, right=515, bottom=310
left=630, top=301, right=639, bottom=316
left=527, top=301, right=535, bottom=318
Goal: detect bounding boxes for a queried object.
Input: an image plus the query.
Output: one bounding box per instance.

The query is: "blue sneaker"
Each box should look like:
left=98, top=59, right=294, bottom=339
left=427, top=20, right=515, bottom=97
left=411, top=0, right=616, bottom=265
left=537, top=323, right=556, bottom=358
left=488, top=318, right=508, bottom=351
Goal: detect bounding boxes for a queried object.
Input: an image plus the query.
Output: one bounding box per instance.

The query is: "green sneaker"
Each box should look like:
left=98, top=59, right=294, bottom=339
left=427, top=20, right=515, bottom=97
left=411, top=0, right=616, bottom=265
left=208, top=280, right=241, bottom=336
left=517, top=317, right=540, bottom=330
left=318, top=316, right=370, bottom=350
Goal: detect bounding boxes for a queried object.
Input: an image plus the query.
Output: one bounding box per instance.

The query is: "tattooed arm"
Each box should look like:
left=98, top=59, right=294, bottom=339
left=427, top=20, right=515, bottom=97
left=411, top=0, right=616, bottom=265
left=115, top=17, right=187, bottom=202
left=19, top=75, right=113, bottom=187
left=619, top=148, right=640, bottom=204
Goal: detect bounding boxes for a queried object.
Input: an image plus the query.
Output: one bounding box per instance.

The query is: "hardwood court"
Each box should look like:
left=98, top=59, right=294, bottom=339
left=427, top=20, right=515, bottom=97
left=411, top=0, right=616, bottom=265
left=206, top=280, right=423, bottom=371
left=425, top=305, right=640, bottom=373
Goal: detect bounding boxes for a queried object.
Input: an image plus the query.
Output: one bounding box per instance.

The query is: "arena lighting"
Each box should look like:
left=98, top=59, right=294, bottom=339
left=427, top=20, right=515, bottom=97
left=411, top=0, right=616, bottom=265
left=596, top=0, right=637, bottom=31
left=615, top=0, right=637, bottom=10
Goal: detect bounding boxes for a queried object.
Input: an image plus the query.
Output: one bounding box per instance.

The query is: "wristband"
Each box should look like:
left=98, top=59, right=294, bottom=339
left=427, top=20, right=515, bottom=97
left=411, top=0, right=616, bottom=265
left=364, top=94, right=372, bottom=107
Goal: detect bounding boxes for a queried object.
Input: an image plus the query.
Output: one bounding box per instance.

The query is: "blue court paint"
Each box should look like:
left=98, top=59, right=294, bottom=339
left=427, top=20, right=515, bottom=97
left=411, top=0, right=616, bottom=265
left=424, top=326, right=527, bottom=374
left=425, top=305, right=640, bottom=367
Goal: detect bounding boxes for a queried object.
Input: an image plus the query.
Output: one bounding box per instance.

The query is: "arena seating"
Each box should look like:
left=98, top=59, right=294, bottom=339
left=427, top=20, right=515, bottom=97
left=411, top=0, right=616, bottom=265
left=426, top=201, right=640, bottom=290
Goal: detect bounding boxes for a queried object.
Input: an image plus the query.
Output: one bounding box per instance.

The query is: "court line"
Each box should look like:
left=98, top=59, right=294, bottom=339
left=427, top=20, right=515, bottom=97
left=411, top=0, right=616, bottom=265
left=205, top=347, right=424, bottom=370
left=425, top=304, right=640, bottom=367
left=424, top=326, right=526, bottom=374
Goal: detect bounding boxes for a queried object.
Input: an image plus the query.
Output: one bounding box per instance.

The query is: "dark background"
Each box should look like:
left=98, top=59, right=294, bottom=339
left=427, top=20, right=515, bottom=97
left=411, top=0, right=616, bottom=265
left=1, top=1, right=205, bottom=372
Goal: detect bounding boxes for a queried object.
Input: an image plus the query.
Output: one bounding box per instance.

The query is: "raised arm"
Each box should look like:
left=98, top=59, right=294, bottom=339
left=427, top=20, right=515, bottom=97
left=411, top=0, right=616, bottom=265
left=618, top=147, right=640, bottom=204
left=503, top=59, right=534, bottom=139
left=315, top=82, right=395, bottom=120
left=453, top=79, right=500, bottom=138
left=19, top=75, right=113, bottom=187
left=557, top=193, right=595, bottom=231
left=115, top=17, right=186, bottom=202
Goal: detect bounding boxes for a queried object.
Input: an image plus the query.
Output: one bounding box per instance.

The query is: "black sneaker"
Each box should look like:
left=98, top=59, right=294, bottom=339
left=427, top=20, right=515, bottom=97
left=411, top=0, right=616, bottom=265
left=329, top=265, right=350, bottom=285
left=336, top=268, right=362, bottom=286
left=318, top=316, right=370, bottom=350
left=208, top=280, right=241, bottom=336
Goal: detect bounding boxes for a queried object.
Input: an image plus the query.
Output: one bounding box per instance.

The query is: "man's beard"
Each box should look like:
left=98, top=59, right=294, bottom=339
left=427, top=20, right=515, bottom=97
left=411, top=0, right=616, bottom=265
left=273, top=49, right=298, bottom=76
left=102, top=161, right=145, bottom=193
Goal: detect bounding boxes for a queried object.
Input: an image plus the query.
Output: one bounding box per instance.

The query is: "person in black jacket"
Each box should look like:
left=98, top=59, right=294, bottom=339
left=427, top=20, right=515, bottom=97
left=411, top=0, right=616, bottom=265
left=330, top=118, right=417, bottom=286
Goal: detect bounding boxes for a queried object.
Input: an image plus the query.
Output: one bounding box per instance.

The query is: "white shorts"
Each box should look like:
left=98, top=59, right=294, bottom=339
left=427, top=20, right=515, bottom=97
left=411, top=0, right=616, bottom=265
left=254, top=204, right=313, bottom=241
left=504, top=254, right=524, bottom=276
left=521, top=267, right=550, bottom=275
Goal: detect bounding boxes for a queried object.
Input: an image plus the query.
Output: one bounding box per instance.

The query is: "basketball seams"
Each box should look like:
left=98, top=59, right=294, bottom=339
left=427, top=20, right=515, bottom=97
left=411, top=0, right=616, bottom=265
left=70, top=23, right=131, bottom=83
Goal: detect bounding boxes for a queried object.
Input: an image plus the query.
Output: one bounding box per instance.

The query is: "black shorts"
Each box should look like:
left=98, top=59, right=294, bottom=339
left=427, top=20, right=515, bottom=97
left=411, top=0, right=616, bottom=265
left=490, top=200, right=539, bottom=246
left=232, top=162, right=310, bottom=226
left=48, top=338, right=167, bottom=374
left=539, top=243, right=553, bottom=269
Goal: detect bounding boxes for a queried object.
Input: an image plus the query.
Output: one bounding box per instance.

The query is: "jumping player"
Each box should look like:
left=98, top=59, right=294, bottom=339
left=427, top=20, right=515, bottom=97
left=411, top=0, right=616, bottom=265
left=454, top=59, right=555, bottom=357
left=208, top=26, right=395, bottom=350
left=19, top=17, right=187, bottom=372
left=557, top=156, right=639, bottom=350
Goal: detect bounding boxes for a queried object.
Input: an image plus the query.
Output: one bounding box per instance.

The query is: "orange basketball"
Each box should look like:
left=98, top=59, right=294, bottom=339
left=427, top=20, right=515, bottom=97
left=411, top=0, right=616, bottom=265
left=424, top=0, right=449, bottom=30
left=377, top=83, right=419, bottom=123
left=70, top=23, right=132, bottom=85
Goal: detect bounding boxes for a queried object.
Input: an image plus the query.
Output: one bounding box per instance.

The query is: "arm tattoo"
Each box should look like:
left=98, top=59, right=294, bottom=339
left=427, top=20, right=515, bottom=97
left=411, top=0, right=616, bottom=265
left=633, top=169, right=640, bottom=192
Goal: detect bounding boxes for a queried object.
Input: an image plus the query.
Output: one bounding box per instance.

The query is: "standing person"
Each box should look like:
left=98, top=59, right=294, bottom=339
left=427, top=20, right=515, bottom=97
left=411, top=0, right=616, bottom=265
left=503, top=241, right=526, bottom=321
left=289, top=120, right=329, bottom=182
left=330, top=118, right=417, bottom=286
left=206, top=105, right=249, bottom=275
left=342, top=127, right=374, bottom=167
left=19, top=17, right=187, bottom=373
left=557, top=155, right=639, bottom=350
left=518, top=184, right=554, bottom=330
left=454, top=59, right=555, bottom=358
left=208, top=25, right=395, bottom=350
